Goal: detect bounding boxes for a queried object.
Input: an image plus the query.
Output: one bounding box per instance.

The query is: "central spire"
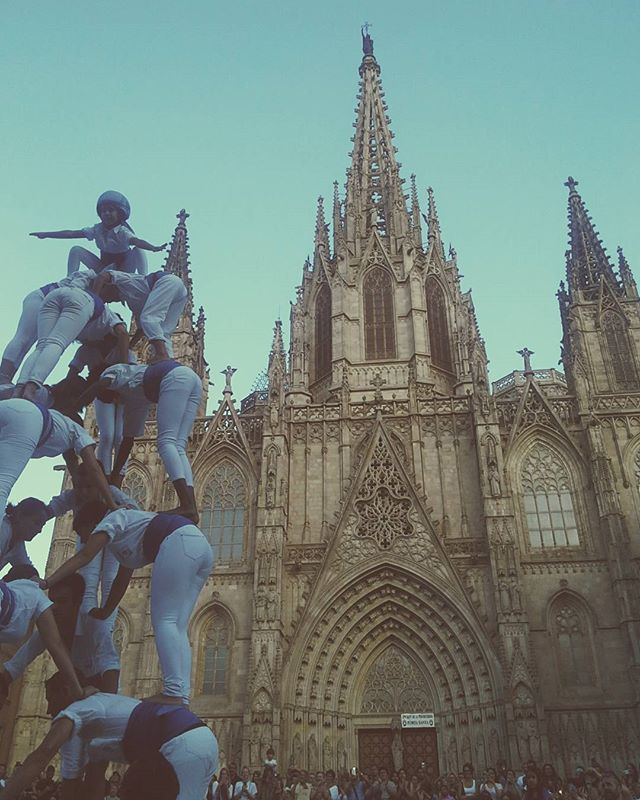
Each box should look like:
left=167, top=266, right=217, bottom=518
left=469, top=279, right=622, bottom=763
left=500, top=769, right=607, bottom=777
left=345, top=27, right=409, bottom=249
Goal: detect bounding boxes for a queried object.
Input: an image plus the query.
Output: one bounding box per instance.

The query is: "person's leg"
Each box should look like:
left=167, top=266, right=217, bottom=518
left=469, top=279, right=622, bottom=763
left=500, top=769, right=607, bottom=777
left=161, top=727, right=219, bottom=800
left=149, top=527, right=213, bottom=702
left=139, top=276, right=187, bottom=359
left=175, top=372, right=202, bottom=488
left=156, top=372, right=199, bottom=519
left=67, top=246, right=101, bottom=275
left=1, top=289, right=44, bottom=381
left=94, top=399, right=116, bottom=475
left=18, top=289, right=93, bottom=389
left=0, top=399, right=42, bottom=511
left=123, top=247, right=148, bottom=275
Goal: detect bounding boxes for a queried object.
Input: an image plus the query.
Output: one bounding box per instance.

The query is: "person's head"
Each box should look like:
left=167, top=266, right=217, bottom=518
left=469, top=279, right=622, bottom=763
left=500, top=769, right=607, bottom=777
left=253, top=770, right=261, bottom=784
left=107, top=783, right=119, bottom=797
left=462, top=765, right=474, bottom=781
left=315, top=771, right=324, bottom=786
left=370, top=766, right=379, bottom=780
left=219, top=768, right=229, bottom=783
left=97, top=191, right=131, bottom=227
left=542, top=765, right=555, bottom=779
left=399, top=769, right=407, bottom=782
left=2, top=564, right=39, bottom=582
left=49, top=374, right=89, bottom=417
left=600, top=773, right=621, bottom=800
left=229, top=763, right=238, bottom=779
left=45, top=672, right=78, bottom=717
left=486, top=769, right=496, bottom=783
left=73, top=500, right=109, bottom=543
left=379, top=769, right=388, bottom=783
left=49, top=574, right=86, bottom=646
left=241, top=767, right=250, bottom=782
left=326, top=770, right=336, bottom=785
left=6, top=498, right=49, bottom=542
left=266, top=747, right=275, bottom=759
left=110, top=771, right=121, bottom=784
left=524, top=772, right=539, bottom=791
left=584, top=769, right=601, bottom=789
left=506, top=771, right=516, bottom=784
left=120, top=753, right=179, bottom=800
left=302, top=770, right=310, bottom=785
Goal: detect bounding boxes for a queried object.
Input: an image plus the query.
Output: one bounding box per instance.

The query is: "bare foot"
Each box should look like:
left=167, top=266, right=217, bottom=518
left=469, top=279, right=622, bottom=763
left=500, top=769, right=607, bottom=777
left=141, top=693, right=184, bottom=705
left=166, top=506, right=199, bottom=525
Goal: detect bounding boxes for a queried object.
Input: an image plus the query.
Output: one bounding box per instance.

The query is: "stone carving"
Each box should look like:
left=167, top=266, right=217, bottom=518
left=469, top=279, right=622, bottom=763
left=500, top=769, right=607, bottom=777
left=488, top=460, right=501, bottom=497
left=122, top=469, right=148, bottom=510
left=360, top=646, right=431, bottom=713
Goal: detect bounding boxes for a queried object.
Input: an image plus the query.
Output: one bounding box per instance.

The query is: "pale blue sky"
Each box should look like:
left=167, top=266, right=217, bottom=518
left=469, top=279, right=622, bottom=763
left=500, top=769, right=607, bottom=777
left=1, top=1, right=638, bottom=570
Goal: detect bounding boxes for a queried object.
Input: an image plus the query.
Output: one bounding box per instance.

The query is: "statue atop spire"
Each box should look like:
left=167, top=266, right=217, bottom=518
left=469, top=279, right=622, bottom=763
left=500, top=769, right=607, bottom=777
left=361, top=22, right=374, bottom=56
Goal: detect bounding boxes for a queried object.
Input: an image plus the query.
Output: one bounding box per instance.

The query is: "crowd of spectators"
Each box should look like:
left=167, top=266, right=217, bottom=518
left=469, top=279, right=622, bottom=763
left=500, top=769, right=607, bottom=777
left=1, top=756, right=639, bottom=800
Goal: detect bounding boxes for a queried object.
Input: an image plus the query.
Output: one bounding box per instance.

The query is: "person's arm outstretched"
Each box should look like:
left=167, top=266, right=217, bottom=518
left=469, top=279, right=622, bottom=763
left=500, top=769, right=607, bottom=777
left=129, top=237, right=167, bottom=253
left=36, top=609, right=89, bottom=704
left=42, top=532, right=110, bottom=590
left=89, top=564, right=133, bottom=619
left=30, top=230, right=85, bottom=239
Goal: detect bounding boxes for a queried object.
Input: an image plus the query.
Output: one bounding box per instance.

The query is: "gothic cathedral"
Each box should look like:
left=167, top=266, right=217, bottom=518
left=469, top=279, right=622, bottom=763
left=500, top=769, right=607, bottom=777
left=3, top=37, right=640, bottom=777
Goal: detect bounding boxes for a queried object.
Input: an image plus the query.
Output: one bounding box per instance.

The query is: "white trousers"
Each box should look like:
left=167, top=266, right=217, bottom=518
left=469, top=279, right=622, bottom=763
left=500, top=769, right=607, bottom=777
left=139, top=275, right=187, bottom=354
left=151, top=526, right=213, bottom=700
left=95, top=399, right=125, bottom=476
left=1, top=288, right=46, bottom=376
left=18, top=287, right=94, bottom=386
left=0, top=399, right=43, bottom=511
left=156, top=369, right=202, bottom=485
left=160, top=725, right=218, bottom=800
left=76, top=539, right=121, bottom=676
left=67, top=245, right=148, bottom=275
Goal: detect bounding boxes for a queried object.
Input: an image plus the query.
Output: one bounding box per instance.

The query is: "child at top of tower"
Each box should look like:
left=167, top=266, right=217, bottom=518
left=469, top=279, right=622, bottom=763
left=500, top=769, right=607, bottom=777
left=30, top=190, right=167, bottom=276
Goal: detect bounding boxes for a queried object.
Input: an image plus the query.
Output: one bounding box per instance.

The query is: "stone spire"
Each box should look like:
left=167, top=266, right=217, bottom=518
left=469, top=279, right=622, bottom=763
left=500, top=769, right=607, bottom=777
left=332, top=181, right=344, bottom=254
left=313, top=196, right=330, bottom=266
left=164, top=208, right=194, bottom=318
left=345, top=28, right=409, bottom=248
left=618, top=246, right=638, bottom=298
left=564, top=177, right=619, bottom=295
left=268, top=319, right=287, bottom=392
left=409, top=174, right=422, bottom=246
left=426, top=186, right=444, bottom=260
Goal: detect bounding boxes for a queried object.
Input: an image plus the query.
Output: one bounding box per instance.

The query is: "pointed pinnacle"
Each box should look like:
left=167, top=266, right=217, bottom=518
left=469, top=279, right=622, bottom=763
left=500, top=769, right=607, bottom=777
left=314, top=196, right=330, bottom=253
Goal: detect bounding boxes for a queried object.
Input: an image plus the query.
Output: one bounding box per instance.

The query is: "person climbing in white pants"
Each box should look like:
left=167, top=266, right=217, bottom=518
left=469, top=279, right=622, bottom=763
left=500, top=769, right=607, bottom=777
left=29, top=190, right=166, bottom=276
left=42, top=503, right=214, bottom=706
left=77, top=360, right=201, bottom=520
left=0, top=676, right=218, bottom=800
left=0, top=270, right=100, bottom=385
left=0, top=398, right=122, bottom=515
left=15, top=283, right=129, bottom=401
left=93, top=269, right=187, bottom=361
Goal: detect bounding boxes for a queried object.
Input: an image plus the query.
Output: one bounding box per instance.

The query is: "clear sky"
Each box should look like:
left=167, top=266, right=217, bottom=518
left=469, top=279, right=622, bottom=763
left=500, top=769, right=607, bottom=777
left=1, top=1, right=638, bottom=571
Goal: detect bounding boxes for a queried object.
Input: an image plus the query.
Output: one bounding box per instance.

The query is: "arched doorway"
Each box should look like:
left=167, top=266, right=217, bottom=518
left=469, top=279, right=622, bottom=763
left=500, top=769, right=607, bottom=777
left=356, top=645, right=438, bottom=778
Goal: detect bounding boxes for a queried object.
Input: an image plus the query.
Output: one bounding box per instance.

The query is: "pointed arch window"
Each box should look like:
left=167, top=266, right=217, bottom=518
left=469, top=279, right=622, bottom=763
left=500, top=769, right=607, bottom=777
left=121, top=470, right=148, bottom=510
left=198, top=610, right=231, bottom=696
left=363, top=267, right=396, bottom=360
left=601, top=311, right=638, bottom=390
left=201, top=461, right=247, bottom=561
left=426, top=278, right=453, bottom=371
left=521, top=443, right=580, bottom=549
left=549, top=595, right=598, bottom=689
left=315, top=284, right=332, bottom=380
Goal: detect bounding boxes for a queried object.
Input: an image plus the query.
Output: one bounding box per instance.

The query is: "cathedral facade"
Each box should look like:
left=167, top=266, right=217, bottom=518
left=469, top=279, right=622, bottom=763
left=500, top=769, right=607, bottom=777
left=2, top=38, right=640, bottom=777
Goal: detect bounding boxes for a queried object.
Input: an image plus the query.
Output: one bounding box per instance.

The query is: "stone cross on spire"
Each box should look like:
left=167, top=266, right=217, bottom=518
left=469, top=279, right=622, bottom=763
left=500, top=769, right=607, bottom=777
left=517, top=347, right=535, bottom=375
left=564, top=176, right=579, bottom=195
left=222, top=365, right=237, bottom=395
left=177, top=208, right=190, bottom=226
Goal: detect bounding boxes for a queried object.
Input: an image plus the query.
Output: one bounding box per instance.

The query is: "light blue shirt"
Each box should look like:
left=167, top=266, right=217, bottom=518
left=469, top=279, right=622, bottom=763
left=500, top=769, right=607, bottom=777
left=0, top=515, right=34, bottom=572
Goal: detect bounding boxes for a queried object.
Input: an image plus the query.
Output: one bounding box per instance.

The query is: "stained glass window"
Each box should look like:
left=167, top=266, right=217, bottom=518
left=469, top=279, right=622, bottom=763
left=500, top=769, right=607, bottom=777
left=426, top=278, right=453, bottom=371
left=315, top=284, right=332, bottom=380
left=200, top=462, right=247, bottom=561
left=364, top=267, right=396, bottom=360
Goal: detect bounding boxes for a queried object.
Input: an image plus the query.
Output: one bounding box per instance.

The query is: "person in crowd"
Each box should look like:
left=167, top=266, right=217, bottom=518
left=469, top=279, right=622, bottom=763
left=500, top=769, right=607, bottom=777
left=446, top=773, right=462, bottom=800
left=261, top=765, right=279, bottom=800
left=521, top=770, right=551, bottom=800
left=33, top=765, right=57, bottom=800
left=93, top=268, right=187, bottom=362
left=30, top=190, right=165, bottom=276
left=479, top=768, right=503, bottom=800
left=584, top=769, right=602, bottom=800
left=0, top=397, right=120, bottom=516
left=228, top=764, right=239, bottom=790
left=265, top=746, right=278, bottom=773
left=104, top=782, right=120, bottom=799
left=379, top=768, right=397, bottom=800
left=502, top=770, right=522, bottom=800
left=326, top=770, right=339, bottom=800
left=295, top=770, right=313, bottom=800
left=38, top=501, right=213, bottom=705
left=0, top=671, right=217, bottom=800
left=77, top=359, right=201, bottom=520
left=212, top=767, right=234, bottom=800
left=234, top=766, right=258, bottom=800
left=462, top=764, right=478, bottom=798
left=540, top=765, right=561, bottom=796
left=496, top=764, right=509, bottom=788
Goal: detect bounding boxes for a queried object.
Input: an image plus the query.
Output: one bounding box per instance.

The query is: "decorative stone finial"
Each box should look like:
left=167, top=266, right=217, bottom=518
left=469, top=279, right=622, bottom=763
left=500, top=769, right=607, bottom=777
left=222, top=365, right=237, bottom=395
left=176, top=209, right=190, bottom=226
left=517, top=347, right=534, bottom=375
left=564, top=177, right=579, bottom=195
left=361, top=22, right=374, bottom=56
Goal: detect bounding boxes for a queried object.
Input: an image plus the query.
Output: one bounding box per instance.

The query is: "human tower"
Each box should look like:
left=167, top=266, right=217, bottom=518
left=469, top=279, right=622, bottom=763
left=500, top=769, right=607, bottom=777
left=0, top=191, right=218, bottom=799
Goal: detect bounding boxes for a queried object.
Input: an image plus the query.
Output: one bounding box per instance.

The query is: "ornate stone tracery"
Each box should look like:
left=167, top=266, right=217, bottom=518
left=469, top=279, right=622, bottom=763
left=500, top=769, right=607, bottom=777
left=360, top=646, right=431, bottom=713
left=200, top=460, right=247, bottom=561
left=122, top=469, right=148, bottom=509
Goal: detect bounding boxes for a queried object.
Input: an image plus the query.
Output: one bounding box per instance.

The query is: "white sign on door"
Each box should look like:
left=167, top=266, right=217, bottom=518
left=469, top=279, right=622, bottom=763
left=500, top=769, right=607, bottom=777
left=401, top=713, right=435, bottom=728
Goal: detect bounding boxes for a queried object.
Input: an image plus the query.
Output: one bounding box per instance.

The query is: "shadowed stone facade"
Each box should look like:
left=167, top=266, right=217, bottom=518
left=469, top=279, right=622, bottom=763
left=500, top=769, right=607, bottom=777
left=2, top=36, right=640, bottom=776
